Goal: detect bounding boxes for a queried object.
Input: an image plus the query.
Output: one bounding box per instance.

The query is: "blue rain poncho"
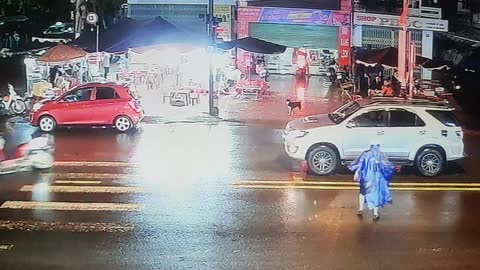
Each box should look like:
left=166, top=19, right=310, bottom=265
left=348, top=145, right=394, bottom=209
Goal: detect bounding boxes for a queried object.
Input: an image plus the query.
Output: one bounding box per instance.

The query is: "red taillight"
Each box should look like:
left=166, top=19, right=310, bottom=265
left=129, top=100, right=142, bottom=112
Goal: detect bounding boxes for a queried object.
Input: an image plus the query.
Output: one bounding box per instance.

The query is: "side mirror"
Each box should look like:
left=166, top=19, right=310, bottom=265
left=62, top=95, right=77, bottom=102
left=346, top=120, right=356, bottom=128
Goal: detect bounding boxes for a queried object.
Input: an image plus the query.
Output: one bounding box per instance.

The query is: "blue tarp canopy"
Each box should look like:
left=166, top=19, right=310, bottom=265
left=72, top=17, right=205, bottom=53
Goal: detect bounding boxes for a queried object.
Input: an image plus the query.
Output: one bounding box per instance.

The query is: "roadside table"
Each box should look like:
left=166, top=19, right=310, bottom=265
left=235, top=80, right=268, bottom=99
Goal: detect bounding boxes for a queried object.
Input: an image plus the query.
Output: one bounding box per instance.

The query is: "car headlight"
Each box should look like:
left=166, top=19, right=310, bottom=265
left=32, top=103, right=44, bottom=112
left=288, top=130, right=309, bottom=138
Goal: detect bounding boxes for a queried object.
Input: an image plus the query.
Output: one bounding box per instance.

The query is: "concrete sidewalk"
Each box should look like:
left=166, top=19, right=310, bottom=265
left=139, top=74, right=341, bottom=127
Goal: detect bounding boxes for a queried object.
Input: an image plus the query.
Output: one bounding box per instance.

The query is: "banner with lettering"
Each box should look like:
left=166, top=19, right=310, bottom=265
left=338, top=26, right=351, bottom=67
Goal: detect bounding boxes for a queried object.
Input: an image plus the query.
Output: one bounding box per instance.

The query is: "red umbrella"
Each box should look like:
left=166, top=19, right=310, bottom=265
left=38, top=44, right=87, bottom=63
left=355, top=47, right=428, bottom=69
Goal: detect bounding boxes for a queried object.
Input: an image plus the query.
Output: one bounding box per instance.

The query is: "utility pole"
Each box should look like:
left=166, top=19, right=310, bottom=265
left=208, top=0, right=218, bottom=116
left=398, top=0, right=410, bottom=97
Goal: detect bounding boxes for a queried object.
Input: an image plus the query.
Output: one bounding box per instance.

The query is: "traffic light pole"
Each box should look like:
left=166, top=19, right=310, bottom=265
left=208, top=0, right=219, bottom=116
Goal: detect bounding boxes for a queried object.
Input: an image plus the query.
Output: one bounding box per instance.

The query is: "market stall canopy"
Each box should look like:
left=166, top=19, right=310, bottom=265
left=217, top=37, right=286, bottom=54
left=37, top=44, right=87, bottom=63
left=420, top=59, right=451, bottom=70
left=355, top=47, right=429, bottom=69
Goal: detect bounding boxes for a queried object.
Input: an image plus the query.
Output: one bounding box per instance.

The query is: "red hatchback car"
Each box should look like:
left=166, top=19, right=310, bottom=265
left=30, top=83, right=144, bottom=132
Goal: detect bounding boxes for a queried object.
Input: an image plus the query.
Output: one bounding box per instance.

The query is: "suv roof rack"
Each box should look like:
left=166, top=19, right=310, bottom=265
left=361, top=97, right=453, bottom=109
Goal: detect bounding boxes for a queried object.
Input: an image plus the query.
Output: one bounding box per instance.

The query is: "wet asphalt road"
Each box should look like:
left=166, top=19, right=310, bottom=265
left=0, top=122, right=480, bottom=269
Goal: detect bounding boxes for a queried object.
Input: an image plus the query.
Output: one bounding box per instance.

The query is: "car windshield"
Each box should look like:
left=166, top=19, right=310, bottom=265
left=45, top=26, right=64, bottom=34
left=328, top=101, right=361, bottom=124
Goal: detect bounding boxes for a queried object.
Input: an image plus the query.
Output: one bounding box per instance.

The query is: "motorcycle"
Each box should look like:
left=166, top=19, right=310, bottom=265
left=0, top=84, right=27, bottom=115
left=0, top=117, right=54, bottom=174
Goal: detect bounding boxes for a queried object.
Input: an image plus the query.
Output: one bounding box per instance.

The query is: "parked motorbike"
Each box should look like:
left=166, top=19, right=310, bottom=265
left=0, top=84, right=27, bottom=115
left=0, top=117, right=54, bottom=174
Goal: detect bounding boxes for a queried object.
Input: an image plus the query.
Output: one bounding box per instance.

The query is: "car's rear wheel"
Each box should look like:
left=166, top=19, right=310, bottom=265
left=114, top=116, right=132, bottom=132
left=416, top=148, right=445, bottom=177
left=38, top=116, right=56, bottom=133
left=307, top=145, right=338, bottom=176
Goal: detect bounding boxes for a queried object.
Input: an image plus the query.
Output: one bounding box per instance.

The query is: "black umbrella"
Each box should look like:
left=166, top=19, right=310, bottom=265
left=355, top=47, right=428, bottom=69
left=217, top=37, right=286, bottom=54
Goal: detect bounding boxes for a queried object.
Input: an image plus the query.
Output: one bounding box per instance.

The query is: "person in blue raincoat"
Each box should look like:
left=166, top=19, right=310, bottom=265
left=348, top=141, right=395, bottom=221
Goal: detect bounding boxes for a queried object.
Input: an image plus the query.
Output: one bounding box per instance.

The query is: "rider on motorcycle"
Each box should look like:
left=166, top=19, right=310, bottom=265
left=0, top=117, right=39, bottom=160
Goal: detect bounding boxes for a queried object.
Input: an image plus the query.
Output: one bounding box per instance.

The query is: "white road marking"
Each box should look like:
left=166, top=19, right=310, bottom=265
left=54, top=180, right=102, bottom=185
left=0, top=244, right=13, bottom=251
left=0, top=220, right=134, bottom=233
left=0, top=201, right=143, bottom=211
left=20, top=185, right=144, bottom=194
left=54, top=161, right=132, bottom=167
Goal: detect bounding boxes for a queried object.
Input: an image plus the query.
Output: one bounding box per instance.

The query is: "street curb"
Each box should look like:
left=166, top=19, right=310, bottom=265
left=143, top=115, right=480, bottom=134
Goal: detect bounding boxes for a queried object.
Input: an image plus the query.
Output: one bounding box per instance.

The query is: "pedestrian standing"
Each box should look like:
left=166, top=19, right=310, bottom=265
left=349, top=141, right=394, bottom=221
left=103, top=52, right=111, bottom=79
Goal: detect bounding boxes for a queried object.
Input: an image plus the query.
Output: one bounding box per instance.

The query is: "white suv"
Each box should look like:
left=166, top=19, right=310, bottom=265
left=283, top=98, right=465, bottom=177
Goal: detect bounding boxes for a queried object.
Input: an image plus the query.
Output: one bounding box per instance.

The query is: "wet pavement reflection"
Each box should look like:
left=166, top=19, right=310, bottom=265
left=0, top=122, right=479, bottom=269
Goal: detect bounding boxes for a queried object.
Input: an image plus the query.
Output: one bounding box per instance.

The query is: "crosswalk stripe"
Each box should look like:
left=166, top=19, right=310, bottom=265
left=54, top=161, right=131, bottom=167
left=54, top=180, right=102, bottom=185
left=42, top=173, right=135, bottom=179
left=0, top=220, right=134, bottom=233
left=20, top=185, right=144, bottom=194
left=0, top=201, right=143, bottom=211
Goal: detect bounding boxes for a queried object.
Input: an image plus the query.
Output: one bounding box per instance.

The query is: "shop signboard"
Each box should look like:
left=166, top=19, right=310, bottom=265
left=238, top=7, right=350, bottom=26
left=214, top=5, right=232, bottom=41
left=353, top=12, right=448, bottom=32
left=338, top=26, right=351, bottom=67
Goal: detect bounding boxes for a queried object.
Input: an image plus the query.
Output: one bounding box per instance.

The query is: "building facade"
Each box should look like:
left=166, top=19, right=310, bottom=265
left=127, top=0, right=236, bottom=41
